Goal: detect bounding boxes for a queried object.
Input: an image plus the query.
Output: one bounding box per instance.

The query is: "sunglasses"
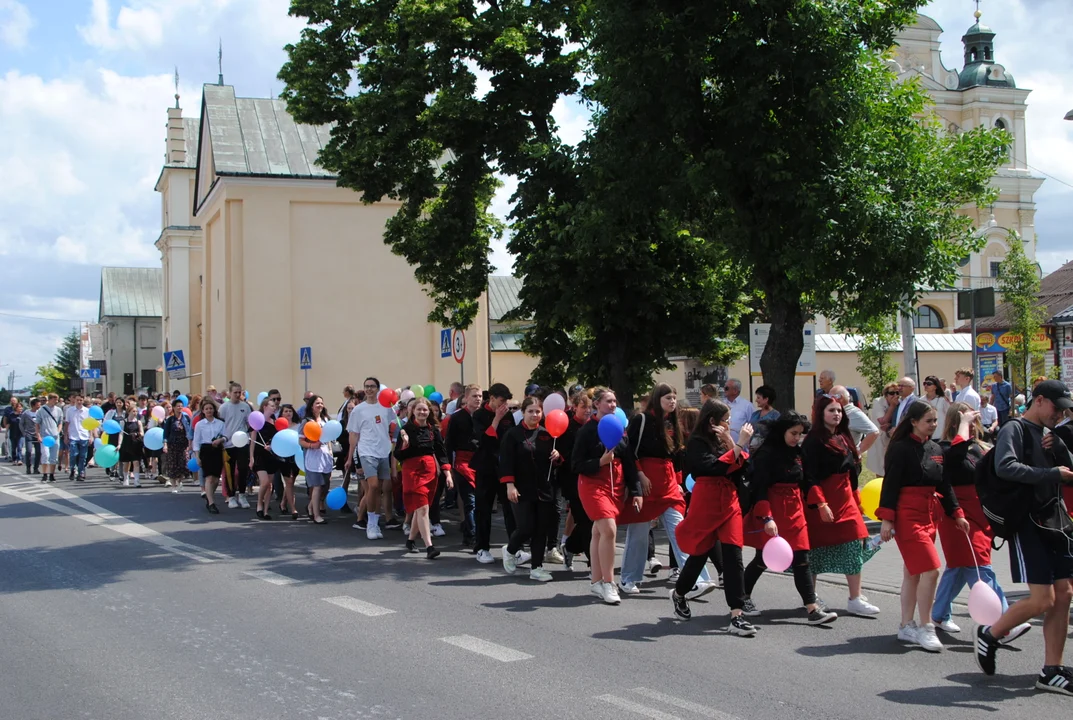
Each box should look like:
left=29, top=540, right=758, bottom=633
left=923, top=381, right=935, bottom=386
left=885, top=391, right=899, bottom=396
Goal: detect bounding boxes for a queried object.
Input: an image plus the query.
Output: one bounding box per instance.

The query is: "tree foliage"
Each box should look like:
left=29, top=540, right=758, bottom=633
left=998, top=233, right=1047, bottom=389
left=854, top=317, right=900, bottom=403
left=34, top=329, right=80, bottom=397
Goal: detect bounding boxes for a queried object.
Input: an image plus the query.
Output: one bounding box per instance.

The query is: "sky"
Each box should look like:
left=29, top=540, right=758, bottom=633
left=0, top=0, right=1070, bottom=390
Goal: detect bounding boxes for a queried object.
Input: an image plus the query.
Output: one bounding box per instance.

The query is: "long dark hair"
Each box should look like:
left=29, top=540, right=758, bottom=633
left=807, top=395, right=857, bottom=460
left=890, top=400, right=935, bottom=443
left=761, top=412, right=811, bottom=451
left=693, top=399, right=731, bottom=452
left=303, top=395, right=329, bottom=424
left=644, top=382, right=682, bottom=453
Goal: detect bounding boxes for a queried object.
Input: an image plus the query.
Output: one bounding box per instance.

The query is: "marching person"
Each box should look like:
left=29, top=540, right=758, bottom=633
left=193, top=398, right=225, bottom=514
left=345, top=378, right=399, bottom=540
left=161, top=399, right=192, bottom=491
left=473, top=383, right=518, bottom=564
left=395, top=397, right=452, bottom=558
left=446, top=384, right=482, bottom=550
left=299, top=395, right=333, bottom=525
left=250, top=396, right=279, bottom=520
left=117, top=398, right=144, bottom=487
left=277, top=403, right=301, bottom=519
left=558, top=388, right=595, bottom=570
left=877, top=401, right=968, bottom=652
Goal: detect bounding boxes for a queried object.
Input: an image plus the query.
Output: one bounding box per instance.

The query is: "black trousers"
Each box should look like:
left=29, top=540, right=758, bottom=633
left=24, top=440, right=41, bottom=473
left=476, top=472, right=515, bottom=552
left=563, top=486, right=592, bottom=556
left=676, top=542, right=745, bottom=611
left=744, top=548, right=816, bottom=606
left=507, top=498, right=557, bottom=568
left=226, top=445, right=250, bottom=494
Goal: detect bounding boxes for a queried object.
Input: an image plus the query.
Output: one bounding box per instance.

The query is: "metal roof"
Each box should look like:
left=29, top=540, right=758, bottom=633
left=488, top=275, right=523, bottom=321
left=165, top=117, right=201, bottom=169
left=815, top=333, right=972, bottom=353
left=1054, top=303, right=1073, bottom=322
left=490, top=332, right=524, bottom=351
left=968, top=257, right=1073, bottom=331
left=99, top=267, right=163, bottom=319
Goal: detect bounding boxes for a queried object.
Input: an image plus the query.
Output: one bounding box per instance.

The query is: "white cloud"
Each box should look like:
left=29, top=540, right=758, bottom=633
left=0, top=0, right=32, bottom=49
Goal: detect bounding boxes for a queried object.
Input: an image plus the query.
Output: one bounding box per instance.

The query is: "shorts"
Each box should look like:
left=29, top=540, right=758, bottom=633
left=359, top=455, right=391, bottom=481
left=305, top=471, right=329, bottom=488
left=41, top=439, right=60, bottom=465
left=1010, top=520, right=1073, bottom=586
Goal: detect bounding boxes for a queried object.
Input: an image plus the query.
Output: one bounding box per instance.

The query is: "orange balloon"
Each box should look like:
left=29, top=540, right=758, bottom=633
left=304, top=421, right=322, bottom=442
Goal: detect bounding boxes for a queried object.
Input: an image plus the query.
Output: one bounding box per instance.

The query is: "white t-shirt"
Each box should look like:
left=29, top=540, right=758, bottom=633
left=727, top=396, right=755, bottom=443
left=218, top=400, right=251, bottom=448
left=923, top=395, right=950, bottom=440
left=446, top=399, right=459, bottom=415
left=980, top=404, right=998, bottom=428
left=346, top=402, right=398, bottom=459
left=956, top=385, right=981, bottom=411
left=65, top=404, right=91, bottom=441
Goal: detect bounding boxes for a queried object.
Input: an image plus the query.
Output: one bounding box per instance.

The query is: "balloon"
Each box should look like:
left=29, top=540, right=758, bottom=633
left=304, top=422, right=322, bottom=442
left=187, top=456, right=200, bottom=472
left=151, top=406, right=166, bottom=422
left=545, top=409, right=569, bottom=438
left=411, top=384, right=425, bottom=399
left=321, top=420, right=343, bottom=443
left=598, top=413, right=625, bottom=450
left=95, top=445, right=119, bottom=468
left=257, top=391, right=268, bottom=405
left=275, top=417, right=289, bottom=432
left=613, top=407, right=628, bottom=426
left=543, top=393, right=566, bottom=414
left=859, top=478, right=883, bottom=521
left=968, top=580, right=1003, bottom=625
left=429, top=391, right=443, bottom=404
left=271, top=429, right=300, bottom=457
left=326, top=486, right=348, bottom=511
left=177, top=395, right=189, bottom=407
left=101, top=433, right=109, bottom=444
left=181, top=408, right=191, bottom=417
left=144, top=427, right=165, bottom=451
left=294, top=449, right=306, bottom=473
left=378, top=388, right=398, bottom=407
left=400, top=389, right=415, bottom=404
left=685, top=474, right=695, bottom=492
left=81, top=417, right=100, bottom=431
left=104, top=409, right=116, bottom=421
left=231, top=431, right=249, bottom=448
left=93, top=438, right=103, bottom=449
left=102, top=419, right=121, bottom=435
left=424, top=385, right=436, bottom=398
left=244, top=391, right=249, bottom=400
left=88, top=405, right=104, bottom=421
left=248, top=411, right=266, bottom=431
left=42, top=436, right=56, bottom=448
left=762, top=535, right=794, bottom=572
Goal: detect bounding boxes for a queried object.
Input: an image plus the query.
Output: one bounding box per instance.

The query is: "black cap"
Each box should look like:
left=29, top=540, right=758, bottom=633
left=1032, top=380, right=1073, bottom=410
left=488, top=383, right=513, bottom=400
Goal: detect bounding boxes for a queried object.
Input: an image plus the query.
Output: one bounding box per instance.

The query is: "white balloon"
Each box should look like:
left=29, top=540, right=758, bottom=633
left=231, top=431, right=249, bottom=448
left=542, top=392, right=567, bottom=414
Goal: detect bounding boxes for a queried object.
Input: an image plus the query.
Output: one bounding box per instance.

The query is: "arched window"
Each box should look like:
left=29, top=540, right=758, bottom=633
left=995, top=118, right=1006, bottom=130
left=913, top=305, right=944, bottom=329
left=970, top=47, right=978, bottom=62
left=984, top=47, right=992, bottom=61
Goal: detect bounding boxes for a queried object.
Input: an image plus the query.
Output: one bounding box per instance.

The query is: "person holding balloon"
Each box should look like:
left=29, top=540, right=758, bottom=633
left=571, top=387, right=641, bottom=605
left=249, top=397, right=280, bottom=520
left=742, top=412, right=838, bottom=625
left=35, top=393, right=63, bottom=483
left=395, top=397, right=452, bottom=558
left=876, top=400, right=968, bottom=652
left=219, top=382, right=253, bottom=510
left=345, top=378, right=399, bottom=540
left=161, top=400, right=192, bottom=490
left=556, top=388, right=595, bottom=571
left=63, top=392, right=92, bottom=482
left=299, top=395, right=333, bottom=524
left=193, top=398, right=226, bottom=513
left=276, top=404, right=302, bottom=518
left=117, top=398, right=145, bottom=488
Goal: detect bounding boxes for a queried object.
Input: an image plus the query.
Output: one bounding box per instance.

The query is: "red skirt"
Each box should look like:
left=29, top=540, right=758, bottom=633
left=578, top=460, right=626, bottom=521
left=617, top=458, right=685, bottom=524
left=805, top=472, right=868, bottom=548
left=745, top=484, right=809, bottom=552
left=938, top=485, right=991, bottom=568
left=453, top=450, right=476, bottom=488
left=1063, top=486, right=1073, bottom=519
left=676, top=476, right=743, bottom=554
left=894, top=486, right=942, bottom=575
left=402, top=456, right=438, bottom=510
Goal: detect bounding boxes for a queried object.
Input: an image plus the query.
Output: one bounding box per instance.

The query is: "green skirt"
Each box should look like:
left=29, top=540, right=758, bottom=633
left=810, top=538, right=881, bottom=576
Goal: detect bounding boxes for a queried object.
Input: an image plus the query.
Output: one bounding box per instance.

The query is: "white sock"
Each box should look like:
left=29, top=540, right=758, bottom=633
left=561, top=534, right=568, bottom=546
left=133, top=472, right=140, bottom=482
left=369, top=512, right=379, bottom=528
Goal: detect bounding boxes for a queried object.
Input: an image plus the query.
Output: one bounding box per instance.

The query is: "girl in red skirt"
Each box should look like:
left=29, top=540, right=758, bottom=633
left=743, top=412, right=838, bottom=625
left=571, top=387, right=643, bottom=605
left=933, top=403, right=1029, bottom=641
left=395, top=397, right=452, bottom=559
left=670, top=400, right=756, bottom=636
left=878, top=400, right=968, bottom=652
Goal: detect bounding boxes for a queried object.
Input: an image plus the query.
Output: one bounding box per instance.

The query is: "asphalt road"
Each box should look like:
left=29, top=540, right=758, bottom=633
left=0, top=463, right=1065, bottom=720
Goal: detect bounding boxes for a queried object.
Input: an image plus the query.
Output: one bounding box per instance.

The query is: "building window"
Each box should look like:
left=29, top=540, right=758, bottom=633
left=995, top=118, right=1006, bottom=130
left=914, top=305, right=944, bottom=329
left=89, top=359, right=107, bottom=377
left=990, top=260, right=1002, bottom=278
left=139, top=325, right=157, bottom=349
left=140, top=369, right=157, bottom=394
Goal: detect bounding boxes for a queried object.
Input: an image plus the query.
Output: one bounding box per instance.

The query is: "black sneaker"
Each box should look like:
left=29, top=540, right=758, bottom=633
left=741, top=597, right=761, bottom=617
left=384, top=518, right=403, bottom=530
left=1036, top=666, right=1073, bottom=695
left=353, top=519, right=367, bottom=531
left=670, top=590, right=691, bottom=620
left=807, top=608, right=838, bottom=625
left=69, top=469, right=75, bottom=480
left=426, top=545, right=441, bottom=560
left=405, top=539, right=418, bottom=553
left=728, top=615, right=758, bottom=637
left=975, top=625, right=999, bottom=676
left=207, top=504, right=220, bottom=514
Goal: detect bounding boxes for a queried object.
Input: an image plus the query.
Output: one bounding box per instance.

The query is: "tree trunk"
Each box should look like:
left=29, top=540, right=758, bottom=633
left=759, top=297, right=806, bottom=414
left=607, top=335, right=636, bottom=415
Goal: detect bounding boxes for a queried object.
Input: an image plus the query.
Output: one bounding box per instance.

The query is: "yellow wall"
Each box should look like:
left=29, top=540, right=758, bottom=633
left=489, top=351, right=539, bottom=397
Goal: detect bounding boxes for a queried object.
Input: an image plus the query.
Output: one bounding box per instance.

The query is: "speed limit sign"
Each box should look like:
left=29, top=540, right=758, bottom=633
left=452, top=329, right=466, bottom=364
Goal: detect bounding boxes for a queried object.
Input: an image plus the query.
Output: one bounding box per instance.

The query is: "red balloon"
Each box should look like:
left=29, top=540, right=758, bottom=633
left=545, top=409, right=569, bottom=438
left=378, top=388, right=398, bottom=408
left=275, top=417, right=289, bottom=431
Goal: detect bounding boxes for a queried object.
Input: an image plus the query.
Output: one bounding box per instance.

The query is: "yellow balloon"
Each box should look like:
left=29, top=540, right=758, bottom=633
left=81, top=417, right=101, bottom=431
left=101, top=433, right=109, bottom=443
left=860, top=478, right=883, bottom=521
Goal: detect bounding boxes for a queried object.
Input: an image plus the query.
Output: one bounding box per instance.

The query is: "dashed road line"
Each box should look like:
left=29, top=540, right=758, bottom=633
left=244, top=569, right=300, bottom=586
left=630, top=689, right=737, bottom=719
left=439, top=635, right=532, bottom=662
left=598, top=695, right=682, bottom=720
left=322, top=596, right=396, bottom=617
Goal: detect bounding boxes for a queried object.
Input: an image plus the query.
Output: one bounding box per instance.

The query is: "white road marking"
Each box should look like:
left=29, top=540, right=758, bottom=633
left=598, top=695, right=682, bottom=720
left=243, top=569, right=300, bottom=586
left=630, top=689, right=738, bottom=719
left=439, top=635, right=532, bottom=662
left=322, top=596, right=395, bottom=617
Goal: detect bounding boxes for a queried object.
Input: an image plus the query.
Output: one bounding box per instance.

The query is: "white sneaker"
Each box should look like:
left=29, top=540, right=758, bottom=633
left=617, top=581, right=640, bottom=595
left=590, top=581, right=605, bottom=598
left=999, top=622, right=1032, bottom=645
left=171, top=488, right=180, bottom=494
left=686, top=582, right=716, bottom=600
left=935, top=619, right=961, bottom=634
left=431, top=523, right=446, bottom=537
left=546, top=546, right=565, bottom=564
left=165, top=479, right=173, bottom=487
left=502, top=544, right=518, bottom=574
left=367, top=524, right=380, bottom=541
left=601, top=582, right=622, bottom=605
left=847, top=596, right=880, bottom=616
left=476, top=549, right=495, bottom=564
left=374, top=525, right=384, bottom=539
left=668, top=568, right=680, bottom=582
left=227, top=497, right=240, bottom=509
left=529, top=567, right=553, bottom=582
left=515, top=550, right=532, bottom=566
left=917, top=623, right=944, bottom=652
left=898, top=621, right=919, bottom=645
left=647, top=558, right=663, bottom=574
left=402, top=523, right=411, bottom=536
left=238, top=494, right=250, bottom=509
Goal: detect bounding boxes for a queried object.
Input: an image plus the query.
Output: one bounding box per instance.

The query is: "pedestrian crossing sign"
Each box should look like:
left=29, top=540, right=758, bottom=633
left=299, top=346, right=312, bottom=370
left=164, top=350, right=186, bottom=379
left=440, top=329, right=451, bottom=358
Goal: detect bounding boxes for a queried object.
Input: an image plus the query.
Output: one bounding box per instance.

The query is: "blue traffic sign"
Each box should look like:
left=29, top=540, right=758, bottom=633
left=79, top=368, right=100, bottom=380
left=163, top=350, right=186, bottom=379
left=299, top=346, right=312, bottom=370
left=440, top=329, right=451, bottom=359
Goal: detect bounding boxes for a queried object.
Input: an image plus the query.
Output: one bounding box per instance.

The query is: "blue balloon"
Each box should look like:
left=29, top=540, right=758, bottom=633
left=685, top=474, right=695, bottom=492
left=102, top=419, right=122, bottom=435
left=177, top=395, right=189, bottom=408
left=429, top=391, right=444, bottom=404
left=271, top=428, right=300, bottom=458
left=321, top=420, right=343, bottom=443
left=187, top=456, right=200, bottom=472
left=42, top=436, right=56, bottom=448
left=144, top=427, right=165, bottom=451
left=244, top=390, right=249, bottom=400
left=326, top=486, right=347, bottom=511
left=94, top=438, right=103, bottom=449
left=613, top=407, right=628, bottom=426
left=597, top=414, right=625, bottom=450
left=88, top=405, right=104, bottom=421
left=257, top=391, right=268, bottom=405
left=294, top=449, right=306, bottom=473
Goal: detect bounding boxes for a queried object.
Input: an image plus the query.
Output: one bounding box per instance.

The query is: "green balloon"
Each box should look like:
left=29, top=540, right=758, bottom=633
left=424, top=384, right=436, bottom=397
left=96, top=444, right=120, bottom=469
left=411, top=384, right=425, bottom=398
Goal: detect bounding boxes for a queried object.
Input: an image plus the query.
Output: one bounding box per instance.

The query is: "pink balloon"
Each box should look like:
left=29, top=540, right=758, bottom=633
left=762, top=535, right=793, bottom=572
left=968, top=580, right=1003, bottom=625
left=248, top=411, right=265, bottom=431
left=542, top=392, right=566, bottom=414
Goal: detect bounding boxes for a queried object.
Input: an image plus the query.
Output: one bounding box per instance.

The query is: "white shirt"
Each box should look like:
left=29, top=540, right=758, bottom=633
left=980, top=403, right=998, bottom=428
left=346, top=402, right=398, bottom=459
left=218, top=400, right=251, bottom=448
left=955, top=384, right=981, bottom=411
left=922, top=395, right=950, bottom=440
left=726, top=396, right=755, bottom=443
left=192, top=418, right=225, bottom=451
left=843, top=403, right=878, bottom=445
left=65, top=404, right=90, bottom=441
left=446, top=399, right=459, bottom=415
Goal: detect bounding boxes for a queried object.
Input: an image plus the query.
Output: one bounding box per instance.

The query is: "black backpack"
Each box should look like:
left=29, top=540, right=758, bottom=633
left=975, top=420, right=1034, bottom=540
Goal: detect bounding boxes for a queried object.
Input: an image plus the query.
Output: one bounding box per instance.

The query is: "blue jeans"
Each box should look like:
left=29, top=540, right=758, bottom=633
left=932, top=564, right=1009, bottom=623
left=620, top=507, right=710, bottom=586
left=69, top=439, right=89, bottom=477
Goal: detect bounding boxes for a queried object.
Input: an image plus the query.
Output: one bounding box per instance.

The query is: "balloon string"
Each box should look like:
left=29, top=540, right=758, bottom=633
left=545, top=437, right=557, bottom=485
left=964, top=526, right=982, bottom=584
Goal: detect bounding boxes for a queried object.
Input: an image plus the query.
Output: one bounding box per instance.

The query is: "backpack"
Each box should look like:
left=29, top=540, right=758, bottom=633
left=975, top=419, right=1034, bottom=540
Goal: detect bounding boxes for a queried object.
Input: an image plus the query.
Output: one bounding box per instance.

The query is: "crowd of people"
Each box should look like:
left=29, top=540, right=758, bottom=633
left=2, top=368, right=1072, bottom=694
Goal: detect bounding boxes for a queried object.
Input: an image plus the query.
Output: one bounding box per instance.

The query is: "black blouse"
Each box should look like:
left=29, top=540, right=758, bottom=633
left=878, top=435, right=960, bottom=519
left=939, top=437, right=985, bottom=488
left=684, top=435, right=741, bottom=479
left=750, top=443, right=806, bottom=508
left=499, top=424, right=557, bottom=501
left=626, top=410, right=677, bottom=460
left=393, top=423, right=449, bottom=467
left=570, top=419, right=642, bottom=498
left=445, top=408, right=480, bottom=458
left=802, top=433, right=857, bottom=488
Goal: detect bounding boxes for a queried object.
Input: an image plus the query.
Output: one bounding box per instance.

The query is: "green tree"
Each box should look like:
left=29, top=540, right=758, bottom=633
left=32, top=362, right=64, bottom=397
left=998, top=232, right=1046, bottom=389
left=0, top=387, right=10, bottom=405
left=33, top=328, right=80, bottom=396
left=854, top=317, right=900, bottom=403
